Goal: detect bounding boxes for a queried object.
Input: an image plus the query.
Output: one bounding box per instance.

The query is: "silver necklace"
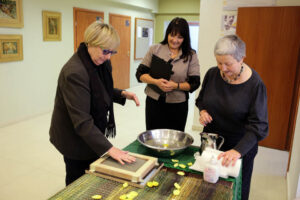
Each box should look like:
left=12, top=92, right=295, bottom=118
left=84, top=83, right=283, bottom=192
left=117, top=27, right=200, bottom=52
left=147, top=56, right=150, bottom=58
left=221, top=64, right=244, bottom=83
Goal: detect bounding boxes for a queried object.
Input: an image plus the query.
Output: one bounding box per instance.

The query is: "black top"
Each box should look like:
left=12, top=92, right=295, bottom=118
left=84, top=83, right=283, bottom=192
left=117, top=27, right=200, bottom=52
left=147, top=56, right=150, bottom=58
left=196, top=67, right=268, bottom=156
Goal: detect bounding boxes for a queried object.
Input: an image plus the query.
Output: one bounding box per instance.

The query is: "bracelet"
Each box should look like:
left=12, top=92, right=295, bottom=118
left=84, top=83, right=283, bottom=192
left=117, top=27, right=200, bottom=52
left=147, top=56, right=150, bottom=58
left=177, top=83, right=180, bottom=90
left=121, top=89, right=126, bottom=97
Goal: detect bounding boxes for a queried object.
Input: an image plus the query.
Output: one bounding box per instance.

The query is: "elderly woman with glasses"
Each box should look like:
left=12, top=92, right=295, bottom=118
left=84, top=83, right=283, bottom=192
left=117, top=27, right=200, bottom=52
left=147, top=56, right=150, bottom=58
left=196, top=35, right=268, bottom=200
left=49, top=21, right=140, bottom=186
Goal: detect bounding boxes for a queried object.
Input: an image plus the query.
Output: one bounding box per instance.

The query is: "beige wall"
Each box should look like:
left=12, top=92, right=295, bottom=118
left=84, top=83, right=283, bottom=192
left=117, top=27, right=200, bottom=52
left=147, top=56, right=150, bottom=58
left=154, top=0, right=200, bottom=43
left=154, top=15, right=199, bottom=43
left=288, top=108, right=300, bottom=200
left=110, top=0, right=158, bottom=12
left=0, top=0, right=156, bottom=126
left=194, top=1, right=300, bottom=200
left=158, top=0, right=199, bottom=13
left=284, top=2, right=300, bottom=198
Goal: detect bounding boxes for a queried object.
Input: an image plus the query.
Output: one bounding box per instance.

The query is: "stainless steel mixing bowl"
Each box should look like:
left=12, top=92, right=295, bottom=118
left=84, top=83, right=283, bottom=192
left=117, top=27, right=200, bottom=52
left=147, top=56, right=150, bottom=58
left=137, top=129, right=194, bottom=157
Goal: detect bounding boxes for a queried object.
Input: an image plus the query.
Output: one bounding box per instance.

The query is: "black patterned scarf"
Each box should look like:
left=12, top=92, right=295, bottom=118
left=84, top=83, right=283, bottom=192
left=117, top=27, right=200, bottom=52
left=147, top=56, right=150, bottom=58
left=77, top=42, right=116, bottom=138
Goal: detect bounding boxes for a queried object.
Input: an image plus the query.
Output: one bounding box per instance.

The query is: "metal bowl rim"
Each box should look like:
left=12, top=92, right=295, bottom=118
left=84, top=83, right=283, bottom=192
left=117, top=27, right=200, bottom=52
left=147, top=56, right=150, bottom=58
left=137, top=129, right=194, bottom=151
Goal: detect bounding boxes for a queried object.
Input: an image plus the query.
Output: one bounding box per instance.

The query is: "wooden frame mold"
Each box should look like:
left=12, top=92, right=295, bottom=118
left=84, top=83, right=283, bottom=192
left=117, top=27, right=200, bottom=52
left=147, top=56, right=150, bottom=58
left=90, top=152, right=159, bottom=183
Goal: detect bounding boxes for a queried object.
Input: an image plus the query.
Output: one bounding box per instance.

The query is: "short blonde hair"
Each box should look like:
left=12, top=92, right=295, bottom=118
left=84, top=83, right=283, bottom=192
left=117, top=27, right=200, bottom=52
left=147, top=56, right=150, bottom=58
left=84, top=21, right=120, bottom=50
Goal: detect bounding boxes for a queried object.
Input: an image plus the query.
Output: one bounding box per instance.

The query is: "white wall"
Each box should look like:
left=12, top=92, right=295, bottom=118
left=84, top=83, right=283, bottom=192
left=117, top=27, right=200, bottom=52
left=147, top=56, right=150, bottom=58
left=192, top=0, right=223, bottom=131
left=283, top=4, right=300, bottom=198
left=110, top=0, right=158, bottom=13
left=285, top=0, right=300, bottom=190
left=193, top=1, right=300, bottom=200
left=0, top=0, right=156, bottom=126
left=288, top=107, right=300, bottom=200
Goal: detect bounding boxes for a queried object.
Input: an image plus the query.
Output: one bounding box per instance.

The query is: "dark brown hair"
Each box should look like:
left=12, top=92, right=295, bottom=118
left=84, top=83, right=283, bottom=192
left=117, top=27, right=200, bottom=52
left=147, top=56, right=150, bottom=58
left=160, top=17, right=194, bottom=62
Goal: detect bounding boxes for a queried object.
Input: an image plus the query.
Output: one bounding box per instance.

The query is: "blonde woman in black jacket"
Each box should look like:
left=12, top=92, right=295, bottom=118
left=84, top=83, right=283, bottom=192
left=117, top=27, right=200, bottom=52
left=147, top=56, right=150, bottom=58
left=50, top=21, right=139, bottom=185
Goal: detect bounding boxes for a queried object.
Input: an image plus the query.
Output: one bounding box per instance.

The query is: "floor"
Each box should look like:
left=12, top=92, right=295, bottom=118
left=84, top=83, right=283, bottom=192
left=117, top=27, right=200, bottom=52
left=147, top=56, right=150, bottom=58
left=0, top=84, right=289, bottom=200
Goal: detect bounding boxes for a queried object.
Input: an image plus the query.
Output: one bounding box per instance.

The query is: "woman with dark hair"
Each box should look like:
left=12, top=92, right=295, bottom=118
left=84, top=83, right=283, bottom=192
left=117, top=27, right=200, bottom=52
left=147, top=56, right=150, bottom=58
left=136, top=17, right=200, bottom=131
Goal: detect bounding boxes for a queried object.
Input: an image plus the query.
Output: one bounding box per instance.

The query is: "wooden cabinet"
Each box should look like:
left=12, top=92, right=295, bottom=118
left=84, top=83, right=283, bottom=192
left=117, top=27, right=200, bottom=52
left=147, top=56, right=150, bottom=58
left=236, top=6, right=300, bottom=150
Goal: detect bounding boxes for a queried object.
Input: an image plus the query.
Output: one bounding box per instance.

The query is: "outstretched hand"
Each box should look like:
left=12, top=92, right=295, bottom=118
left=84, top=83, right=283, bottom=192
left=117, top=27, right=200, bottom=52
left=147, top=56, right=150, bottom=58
left=107, top=146, right=136, bottom=165
left=121, top=91, right=140, bottom=106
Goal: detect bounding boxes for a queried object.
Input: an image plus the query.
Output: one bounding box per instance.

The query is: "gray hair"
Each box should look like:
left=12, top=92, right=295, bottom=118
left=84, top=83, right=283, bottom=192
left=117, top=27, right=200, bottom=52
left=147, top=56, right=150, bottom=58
left=214, top=35, right=246, bottom=61
left=84, top=21, right=120, bottom=50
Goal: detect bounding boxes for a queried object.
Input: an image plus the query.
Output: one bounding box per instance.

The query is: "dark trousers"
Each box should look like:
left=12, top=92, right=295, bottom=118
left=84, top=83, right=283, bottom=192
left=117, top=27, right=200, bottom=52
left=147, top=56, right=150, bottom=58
left=63, top=156, right=98, bottom=186
left=240, top=144, right=257, bottom=200
left=145, top=96, right=188, bottom=131
left=220, top=143, right=258, bottom=200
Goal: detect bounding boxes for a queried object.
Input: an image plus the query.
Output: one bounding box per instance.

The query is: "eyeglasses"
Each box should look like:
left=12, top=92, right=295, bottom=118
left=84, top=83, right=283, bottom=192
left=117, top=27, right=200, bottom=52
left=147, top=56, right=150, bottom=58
left=102, top=49, right=117, bottom=55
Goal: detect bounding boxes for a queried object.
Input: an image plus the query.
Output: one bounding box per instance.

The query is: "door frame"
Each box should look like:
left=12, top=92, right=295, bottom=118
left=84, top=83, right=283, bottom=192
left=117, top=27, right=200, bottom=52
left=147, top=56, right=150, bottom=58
left=109, top=13, right=131, bottom=89
left=287, top=49, right=300, bottom=171
left=73, top=7, right=104, bottom=52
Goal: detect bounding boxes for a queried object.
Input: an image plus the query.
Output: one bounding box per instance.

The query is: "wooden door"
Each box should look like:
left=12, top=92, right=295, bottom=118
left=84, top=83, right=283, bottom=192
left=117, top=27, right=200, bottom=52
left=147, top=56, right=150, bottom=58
left=73, top=7, right=104, bottom=52
left=109, top=13, right=131, bottom=89
left=236, top=7, right=300, bottom=150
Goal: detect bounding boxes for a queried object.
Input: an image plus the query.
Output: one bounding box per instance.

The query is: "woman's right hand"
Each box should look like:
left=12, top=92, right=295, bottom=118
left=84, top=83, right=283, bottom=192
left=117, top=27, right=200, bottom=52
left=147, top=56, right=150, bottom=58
left=156, top=78, right=173, bottom=92
left=199, top=110, right=213, bottom=126
left=107, top=147, right=136, bottom=165
left=140, top=74, right=172, bottom=92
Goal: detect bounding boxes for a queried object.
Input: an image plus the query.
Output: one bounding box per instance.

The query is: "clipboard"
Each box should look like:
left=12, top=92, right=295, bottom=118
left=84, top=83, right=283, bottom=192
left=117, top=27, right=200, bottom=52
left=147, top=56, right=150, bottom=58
left=148, top=55, right=173, bottom=95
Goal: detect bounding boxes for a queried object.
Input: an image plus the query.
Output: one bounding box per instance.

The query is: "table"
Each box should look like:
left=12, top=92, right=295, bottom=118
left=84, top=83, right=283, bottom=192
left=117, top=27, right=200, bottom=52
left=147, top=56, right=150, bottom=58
left=48, top=140, right=241, bottom=200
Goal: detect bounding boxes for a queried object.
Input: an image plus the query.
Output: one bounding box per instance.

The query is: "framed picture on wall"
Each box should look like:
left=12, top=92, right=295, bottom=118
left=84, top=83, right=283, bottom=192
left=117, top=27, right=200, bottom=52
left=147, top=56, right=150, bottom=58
left=0, top=34, right=23, bottom=62
left=134, top=18, right=154, bottom=60
left=42, top=11, right=61, bottom=41
left=0, top=0, right=23, bottom=28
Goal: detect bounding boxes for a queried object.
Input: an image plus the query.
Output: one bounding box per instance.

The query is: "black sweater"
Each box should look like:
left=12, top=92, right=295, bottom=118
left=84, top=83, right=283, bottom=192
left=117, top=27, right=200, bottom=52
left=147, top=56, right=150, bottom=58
left=196, top=67, right=268, bottom=156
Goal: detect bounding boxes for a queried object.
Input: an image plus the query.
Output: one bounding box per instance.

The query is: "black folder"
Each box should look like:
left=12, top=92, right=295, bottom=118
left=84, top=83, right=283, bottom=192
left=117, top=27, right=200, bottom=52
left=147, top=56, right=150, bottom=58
left=148, top=55, right=173, bottom=95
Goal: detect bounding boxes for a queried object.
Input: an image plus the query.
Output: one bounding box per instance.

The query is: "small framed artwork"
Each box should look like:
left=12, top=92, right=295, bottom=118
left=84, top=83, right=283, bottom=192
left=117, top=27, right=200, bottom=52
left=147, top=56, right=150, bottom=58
left=42, top=11, right=61, bottom=41
left=0, top=34, right=23, bottom=62
left=0, top=0, right=23, bottom=28
left=134, top=18, right=154, bottom=60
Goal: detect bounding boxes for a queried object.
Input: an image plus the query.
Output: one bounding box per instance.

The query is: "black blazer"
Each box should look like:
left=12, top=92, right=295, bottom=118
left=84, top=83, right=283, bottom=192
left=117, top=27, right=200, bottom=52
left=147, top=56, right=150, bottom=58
left=49, top=53, right=125, bottom=160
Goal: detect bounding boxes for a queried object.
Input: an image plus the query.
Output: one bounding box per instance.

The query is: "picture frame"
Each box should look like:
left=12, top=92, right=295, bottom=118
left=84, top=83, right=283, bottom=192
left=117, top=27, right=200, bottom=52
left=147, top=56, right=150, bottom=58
left=134, top=18, right=154, bottom=60
left=0, top=34, right=23, bottom=62
left=0, top=0, right=23, bottom=28
left=42, top=10, right=61, bottom=41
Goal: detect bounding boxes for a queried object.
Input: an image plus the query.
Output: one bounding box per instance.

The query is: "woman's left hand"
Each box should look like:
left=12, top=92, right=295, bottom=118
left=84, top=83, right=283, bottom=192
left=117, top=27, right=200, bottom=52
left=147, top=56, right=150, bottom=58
left=217, top=149, right=241, bottom=167
left=121, top=91, right=140, bottom=106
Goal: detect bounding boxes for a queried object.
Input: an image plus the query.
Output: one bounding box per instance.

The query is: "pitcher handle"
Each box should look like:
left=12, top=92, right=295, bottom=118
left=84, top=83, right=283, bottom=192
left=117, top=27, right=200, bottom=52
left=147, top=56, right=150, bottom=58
left=199, top=132, right=207, bottom=155
left=217, top=136, right=225, bottom=150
